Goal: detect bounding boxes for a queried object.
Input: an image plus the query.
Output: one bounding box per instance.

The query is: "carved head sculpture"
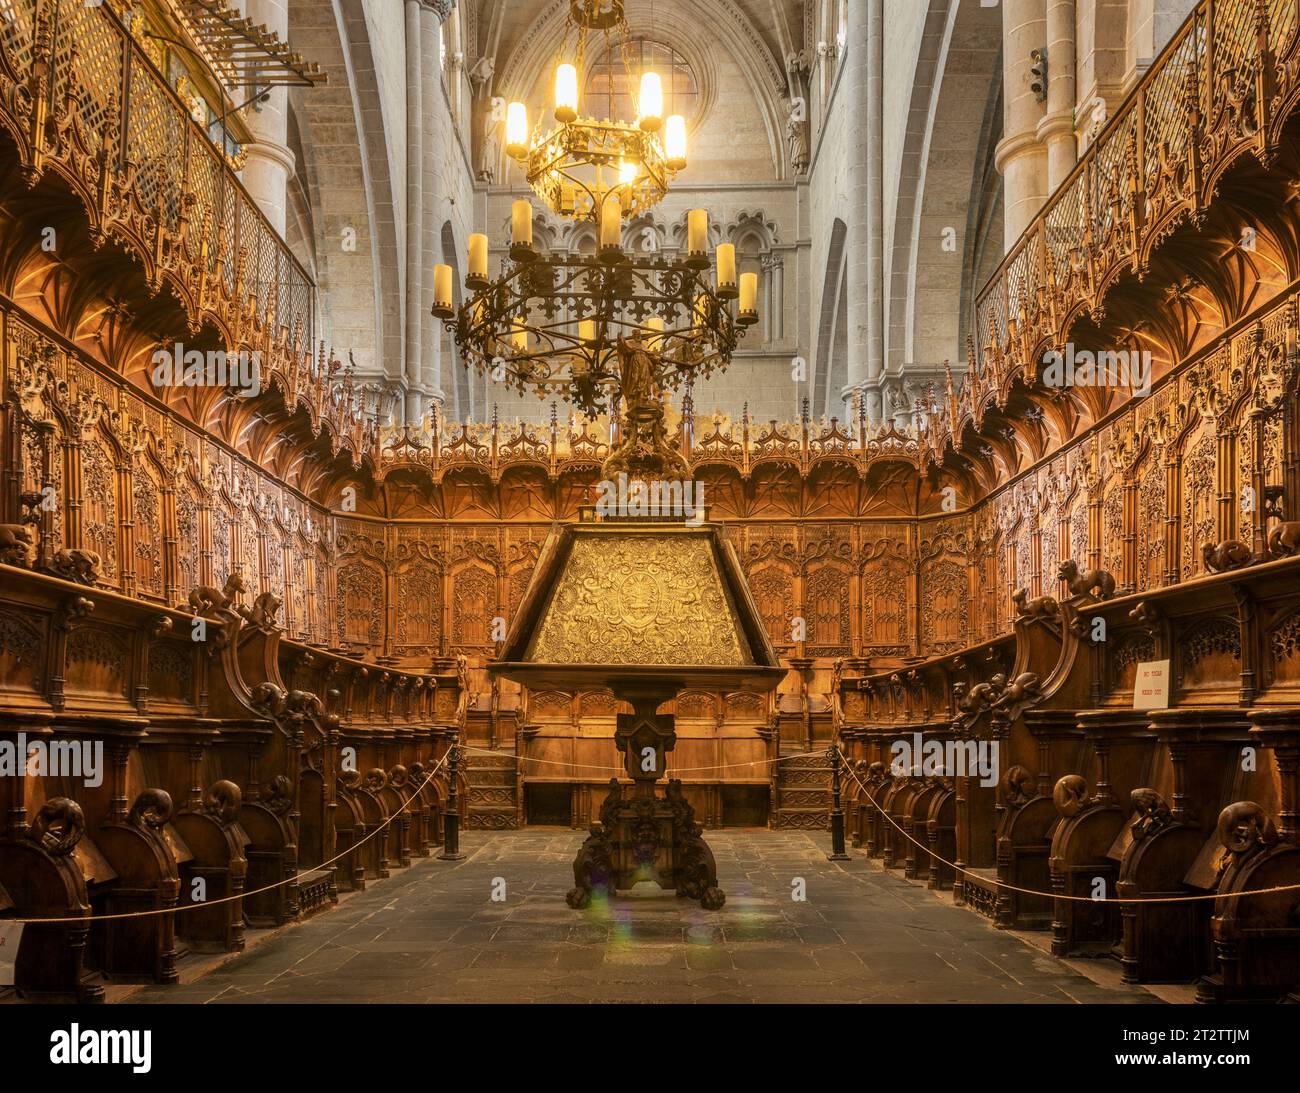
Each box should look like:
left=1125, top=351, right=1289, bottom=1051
left=999, top=765, right=1036, bottom=807
left=203, top=780, right=243, bottom=825
left=28, top=797, right=85, bottom=856
left=263, top=775, right=293, bottom=813
left=285, top=690, right=323, bottom=718
left=338, top=769, right=361, bottom=790
left=388, top=764, right=409, bottom=788
left=1052, top=773, right=1090, bottom=818
left=1216, top=800, right=1278, bottom=857
left=249, top=681, right=286, bottom=715
left=128, top=788, right=174, bottom=829
left=0, top=523, right=35, bottom=565
left=363, top=768, right=387, bottom=791
left=1129, top=788, right=1172, bottom=839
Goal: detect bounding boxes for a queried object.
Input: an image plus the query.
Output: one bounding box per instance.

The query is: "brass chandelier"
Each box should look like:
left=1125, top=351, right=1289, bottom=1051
left=432, top=0, right=757, bottom=416
left=506, top=0, right=685, bottom=221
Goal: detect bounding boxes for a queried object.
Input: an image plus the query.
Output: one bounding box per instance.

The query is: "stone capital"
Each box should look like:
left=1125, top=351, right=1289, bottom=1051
left=414, top=0, right=455, bottom=20
left=243, top=138, right=297, bottom=176
left=994, top=130, right=1045, bottom=176
left=1035, top=108, right=1075, bottom=145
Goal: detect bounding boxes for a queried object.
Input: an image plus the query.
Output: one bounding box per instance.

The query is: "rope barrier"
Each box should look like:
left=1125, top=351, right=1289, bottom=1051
left=460, top=742, right=828, bottom=776
left=6, top=752, right=452, bottom=925
left=835, top=757, right=1300, bottom=905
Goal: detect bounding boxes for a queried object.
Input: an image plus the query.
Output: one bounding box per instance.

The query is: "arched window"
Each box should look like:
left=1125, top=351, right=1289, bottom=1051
left=585, top=39, right=700, bottom=124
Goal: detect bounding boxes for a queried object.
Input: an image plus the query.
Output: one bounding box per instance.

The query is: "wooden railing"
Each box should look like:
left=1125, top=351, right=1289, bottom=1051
left=0, top=0, right=374, bottom=460
left=953, top=0, right=1300, bottom=454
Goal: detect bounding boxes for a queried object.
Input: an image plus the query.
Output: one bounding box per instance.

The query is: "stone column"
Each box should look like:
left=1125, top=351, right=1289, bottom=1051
left=843, top=0, right=883, bottom=423
left=404, top=0, right=426, bottom=424
left=995, top=0, right=1048, bottom=248
left=239, top=0, right=295, bottom=236
left=1037, top=0, right=1076, bottom=191
left=421, top=2, right=450, bottom=414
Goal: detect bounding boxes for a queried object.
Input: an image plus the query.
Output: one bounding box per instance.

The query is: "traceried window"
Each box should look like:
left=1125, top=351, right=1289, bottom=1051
left=585, top=39, right=699, bottom=124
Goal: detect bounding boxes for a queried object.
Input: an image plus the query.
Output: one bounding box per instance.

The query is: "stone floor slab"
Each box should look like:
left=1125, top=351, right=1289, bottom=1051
left=120, top=832, right=1164, bottom=1005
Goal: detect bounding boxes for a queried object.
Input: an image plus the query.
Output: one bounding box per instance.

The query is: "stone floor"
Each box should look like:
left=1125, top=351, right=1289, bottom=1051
left=122, top=831, right=1163, bottom=1004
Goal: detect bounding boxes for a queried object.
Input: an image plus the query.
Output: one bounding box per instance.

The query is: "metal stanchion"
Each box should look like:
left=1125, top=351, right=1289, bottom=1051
left=438, top=736, right=465, bottom=861
left=826, top=744, right=850, bottom=860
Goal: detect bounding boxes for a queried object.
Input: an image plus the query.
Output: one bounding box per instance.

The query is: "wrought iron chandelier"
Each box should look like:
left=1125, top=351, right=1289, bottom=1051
left=505, top=0, right=685, bottom=221
left=432, top=0, right=758, bottom=416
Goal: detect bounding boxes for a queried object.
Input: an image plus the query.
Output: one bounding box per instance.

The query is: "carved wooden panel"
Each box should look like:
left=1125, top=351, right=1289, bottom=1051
left=83, top=430, right=119, bottom=583
left=804, top=564, right=851, bottom=656
left=336, top=561, right=383, bottom=652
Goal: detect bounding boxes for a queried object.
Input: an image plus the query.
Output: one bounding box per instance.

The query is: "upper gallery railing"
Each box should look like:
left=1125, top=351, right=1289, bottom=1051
left=378, top=401, right=925, bottom=483
left=952, top=0, right=1299, bottom=456
left=0, top=0, right=374, bottom=460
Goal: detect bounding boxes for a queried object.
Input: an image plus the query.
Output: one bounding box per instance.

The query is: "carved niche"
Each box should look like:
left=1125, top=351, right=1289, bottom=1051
left=82, top=430, right=118, bottom=582
left=0, top=610, right=43, bottom=691
left=803, top=564, right=850, bottom=656
left=1177, top=616, right=1241, bottom=690
left=1266, top=609, right=1300, bottom=688
left=132, top=456, right=163, bottom=597
left=1181, top=425, right=1217, bottom=578
left=1136, top=451, right=1166, bottom=590
left=394, top=534, right=442, bottom=657
left=336, top=561, right=383, bottom=651
left=174, top=476, right=200, bottom=597
left=451, top=564, right=497, bottom=650
left=66, top=625, right=128, bottom=696
left=147, top=639, right=195, bottom=703
left=748, top=564, right=794, bottom=649
left=921, top=552, right=968, bottom=652
left=862, top=554, right=908, bottom=653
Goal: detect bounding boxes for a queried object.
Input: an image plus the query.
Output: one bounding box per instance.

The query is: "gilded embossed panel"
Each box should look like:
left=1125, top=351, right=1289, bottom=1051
left=527, top=534, right=747, bottom=665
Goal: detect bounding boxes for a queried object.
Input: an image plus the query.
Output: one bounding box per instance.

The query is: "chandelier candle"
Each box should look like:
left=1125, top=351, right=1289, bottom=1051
left=510, top=200, right=534, bottom=262
left=600, top=192, right=624, bottom=262
left=739, top=273, right=759, bottom=325
left=716, top=244, right=738, bottom=298
left=665, top=114, right=687, bottom=169
left=432, top=264, right=453, bottom=318
left=645, top=316, right=665, bottom=352
left=555, top=62, right=579, bottom=123
left=687, top=209, right=709, bottom=268
left=505, top=101, right=528, bottom=158
left=639, top=71, right=664, bottom=130
left=467, top=233, right=489, bottom=288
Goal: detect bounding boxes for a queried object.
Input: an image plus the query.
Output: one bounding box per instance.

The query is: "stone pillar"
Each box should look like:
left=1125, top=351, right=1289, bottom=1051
left=422, top=2, right=450, bottom=415
left=995, top=0, right=1049, bottom=248
left=843, top=0, right=883, bottom=423
left=404, top=0, right=425, bottom=425
left=239, top=0, right=294, bottom=236
left=1037, top=0, right=1076, bottom=191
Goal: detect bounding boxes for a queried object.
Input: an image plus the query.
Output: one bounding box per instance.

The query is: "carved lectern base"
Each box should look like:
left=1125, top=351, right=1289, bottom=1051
left=565, top=777, right=725, bottom=911
left=489, top=521, right=784, bottom=914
